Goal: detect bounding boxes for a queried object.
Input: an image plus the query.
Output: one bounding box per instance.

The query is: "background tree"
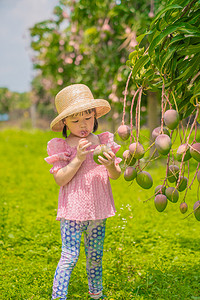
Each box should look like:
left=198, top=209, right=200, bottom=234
left=0, top=88, right=13, bottom=114
left=29, top=0, right=165, bottom=129
left=0, top=88, right=31, bottom=114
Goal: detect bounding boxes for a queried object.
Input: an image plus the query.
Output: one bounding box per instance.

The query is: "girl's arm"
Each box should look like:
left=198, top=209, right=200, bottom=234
left=53, top=139, right=93, bottom=186
left=98, top=151, right=121, bottom=180
left=53, top=156, right=83, bottom=186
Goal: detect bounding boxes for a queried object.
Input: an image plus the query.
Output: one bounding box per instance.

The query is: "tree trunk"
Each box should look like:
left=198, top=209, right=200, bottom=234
left=30, top=103, right=37, bottom=128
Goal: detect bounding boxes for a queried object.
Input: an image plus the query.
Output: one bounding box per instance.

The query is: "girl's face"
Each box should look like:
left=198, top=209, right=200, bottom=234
left=64, top=110, right=95, bottom=138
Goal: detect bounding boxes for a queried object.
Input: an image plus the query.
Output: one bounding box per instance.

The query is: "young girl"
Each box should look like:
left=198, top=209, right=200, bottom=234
left=45, top=84, right=121, bottom=300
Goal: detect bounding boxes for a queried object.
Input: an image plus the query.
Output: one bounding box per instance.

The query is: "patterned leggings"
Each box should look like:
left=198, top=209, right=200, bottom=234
left=52, top=218, right=107, bottom=300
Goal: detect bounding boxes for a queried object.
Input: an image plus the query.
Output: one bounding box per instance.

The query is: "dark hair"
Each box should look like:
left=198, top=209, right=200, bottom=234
left=62, top=109, right=98, bottom=138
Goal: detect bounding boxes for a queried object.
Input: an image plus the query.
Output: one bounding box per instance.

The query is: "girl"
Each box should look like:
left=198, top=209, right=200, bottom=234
left=45, top=84, right=121, bottom=300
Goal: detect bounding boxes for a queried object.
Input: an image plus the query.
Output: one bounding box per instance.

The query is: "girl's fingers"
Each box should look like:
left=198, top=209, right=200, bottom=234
left=102, top=152, right=110, bottom=159
left=78, top=139, right=91, bottom=150
left=97, top=151, right=115, bottom=165
left=78, top=140, right=94, bottom=155
left=82, top=148, right=94, bottom=155
left=98, top=156, right=111, bottom=164
left=97, top=157, right=104, bottom=164
left=78, top=138, right=86, bottom=144
left=108, top=151, right=115, bottom=157
left=103, top=151, right=115, bottom=161
left=80, top=144, right=92, bottom=153
left=82, top=142, right=92, bottom=149
left=79, top=139, right=87, bottom=147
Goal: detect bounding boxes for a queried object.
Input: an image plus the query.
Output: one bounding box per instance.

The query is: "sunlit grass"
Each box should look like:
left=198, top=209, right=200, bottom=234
left=0, top=129, right=200, bottom=299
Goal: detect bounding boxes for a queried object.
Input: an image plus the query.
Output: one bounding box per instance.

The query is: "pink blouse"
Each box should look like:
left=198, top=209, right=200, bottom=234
left=45, top=131, right=121, bottom=221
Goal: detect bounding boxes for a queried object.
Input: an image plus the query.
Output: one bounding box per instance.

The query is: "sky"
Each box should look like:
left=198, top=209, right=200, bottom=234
left=0, top=0, right=59, bottom=93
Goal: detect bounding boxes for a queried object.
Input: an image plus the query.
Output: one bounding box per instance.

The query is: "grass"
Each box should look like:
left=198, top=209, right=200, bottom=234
left=0, top=129, right=200, bottom=300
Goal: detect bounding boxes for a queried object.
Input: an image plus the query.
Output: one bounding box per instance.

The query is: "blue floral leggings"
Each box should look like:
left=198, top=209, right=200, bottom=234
left=52, top=218, right=107, bottom=300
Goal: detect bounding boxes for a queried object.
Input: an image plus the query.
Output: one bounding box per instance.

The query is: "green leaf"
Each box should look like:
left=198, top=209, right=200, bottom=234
left=169, top=34, right=186, bottom=46
left=178, top=95, right=191, bottom=109
left=177, top=44, right=200, bottom=56
left=131, top=55, right=150, bottom=81
left=194, top=81, right=200, bottom=94
left=129, top=50, right=138, bottom=60
left=160, top=44, right=181, bottom=72
left=149, top=22, right=200, bottom=56
left=181, top=54, right=200, bottom=82
left=126, top=60, right=132, bottom=68
left=168, top=54, right=200, bottom=87
left=143, top=69, right=154, bottom=79
left=190, top=92, right=200, bottom=105
left=170, top=52, right=178, bottom=78
left=187, top=8, right=200, bottom=24
left=149, top=25, right=179, bottom=56
left=169, top=0, right=195, bottom=6
left=150, top=5, right=183, bottom=29
left=136, top=31, right=152, bottom=45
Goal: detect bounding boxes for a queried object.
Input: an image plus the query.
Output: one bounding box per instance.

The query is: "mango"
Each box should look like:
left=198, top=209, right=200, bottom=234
left=165, top=187, right=179, bottom=203
left=124, top=166, right=137, bottom=181
left=176, top=176, right=188, bottom=192
left=193, top=201, right=200, bottom=221
left=197, top=170, right=200, bottom=183
left=152, top=126, right=170, bottom=141
left=155, top=134, right=172, bottom=155
left=190, top=143, right=200, bottom=162
left=93, top=144, right=110, bottom=165
left=154, top=194, right=168, bottom=212
left=163, top=109, right=179, bottom=130
left=123, top=150, right=136, bottom=166
left=118, top=125, right=130, bottom=141
left=155, top=185, right=166, bottom=195
left=167, top=165, right=179, bottom=183
left=179, top=202, right=188, bottom=214
left=176, top=144, right=191, bottom=162
left=136, top=171, right=153, bottom=189
left=129, top=142, right=145, bottom=159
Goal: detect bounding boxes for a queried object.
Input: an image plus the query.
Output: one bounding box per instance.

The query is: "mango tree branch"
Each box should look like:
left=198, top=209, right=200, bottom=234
left=122, top=70, right=132, bottom=125
left=176, top=105, right=199, bottom=188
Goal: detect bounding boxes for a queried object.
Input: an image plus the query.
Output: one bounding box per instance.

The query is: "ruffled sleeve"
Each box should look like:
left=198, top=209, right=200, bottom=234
left=99, top=131, right=122, bottom=164
left=44, top=138, right=72, bottom=174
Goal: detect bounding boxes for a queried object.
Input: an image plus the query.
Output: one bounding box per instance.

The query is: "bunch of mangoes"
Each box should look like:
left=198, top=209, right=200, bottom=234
left=117, top=108, right=200, bottom=221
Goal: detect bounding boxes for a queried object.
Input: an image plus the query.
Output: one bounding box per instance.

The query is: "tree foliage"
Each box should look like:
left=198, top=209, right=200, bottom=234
left=0, top=88, right=31, bottom=114
left=126, top=0, right=200, bottom=121
left=29, top=0, right=164, bottom=117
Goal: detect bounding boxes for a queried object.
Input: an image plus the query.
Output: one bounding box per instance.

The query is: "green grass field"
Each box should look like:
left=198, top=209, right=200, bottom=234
left=0, top=129, right=200, bottom=300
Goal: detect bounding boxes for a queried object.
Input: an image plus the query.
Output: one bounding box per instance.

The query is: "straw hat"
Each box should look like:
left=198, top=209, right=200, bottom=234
left=50, top=84, right=111, bottom=131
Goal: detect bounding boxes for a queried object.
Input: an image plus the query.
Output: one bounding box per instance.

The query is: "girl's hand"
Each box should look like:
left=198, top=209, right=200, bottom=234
left=98, top=150, right=116, bottom=167
left=76, top=138, right=93, bottom=162
left=98, top=150, right=121, bottom=180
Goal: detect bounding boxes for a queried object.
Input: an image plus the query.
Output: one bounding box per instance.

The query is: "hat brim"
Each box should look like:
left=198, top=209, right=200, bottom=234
left=50, top=99, right=111, bottom=132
